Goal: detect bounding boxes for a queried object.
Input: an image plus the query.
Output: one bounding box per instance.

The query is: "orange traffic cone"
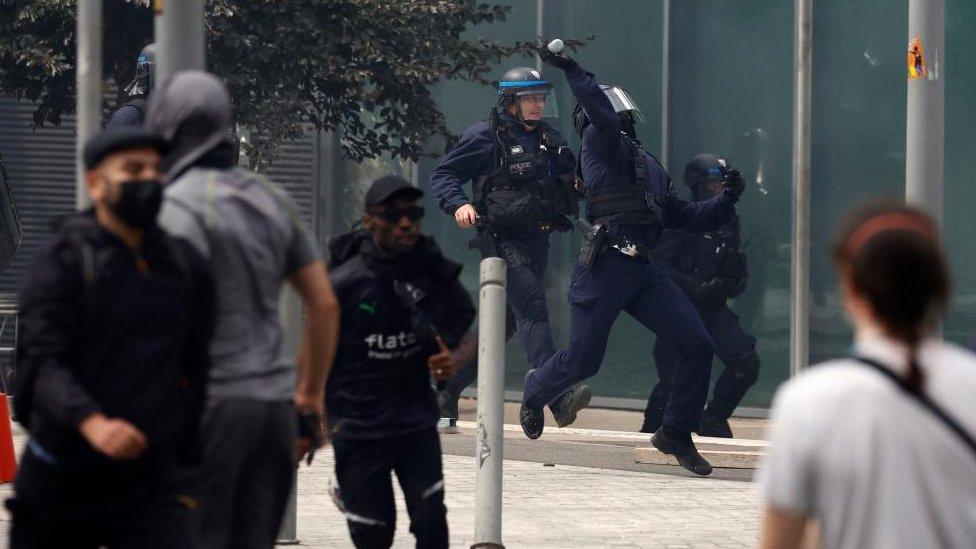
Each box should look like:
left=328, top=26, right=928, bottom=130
left=0, top=392, right=17, bottom=483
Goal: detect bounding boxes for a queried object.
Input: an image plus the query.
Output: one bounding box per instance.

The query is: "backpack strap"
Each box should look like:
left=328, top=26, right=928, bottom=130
left=853, top=356, right=976, bottom=462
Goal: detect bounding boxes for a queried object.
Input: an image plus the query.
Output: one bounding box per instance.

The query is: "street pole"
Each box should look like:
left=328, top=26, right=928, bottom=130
left=153, top=0, right=206, bottom=87
left=660, top=0, right=670, bottom=169
left=906, top=0, right=944, bottom=227
left=472, top=258, right=507, bottom=549
left=76, top=0, right=102, bottom=210
left=790, top=0, right=812, bottom=377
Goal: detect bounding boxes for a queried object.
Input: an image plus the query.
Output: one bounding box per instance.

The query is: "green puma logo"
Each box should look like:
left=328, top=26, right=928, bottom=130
left=358, top=302, right=377, bottom=315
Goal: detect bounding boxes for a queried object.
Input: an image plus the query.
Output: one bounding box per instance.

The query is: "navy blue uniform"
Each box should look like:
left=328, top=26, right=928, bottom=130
left=522, top=63, right=737, bottom=433
left=644, top=219, right=760, bottom=432
left=327, top=232, right=474, bottom=548
left=430, top=113, right=571, bottom=385
left=105, top=98, right=147, bottom=129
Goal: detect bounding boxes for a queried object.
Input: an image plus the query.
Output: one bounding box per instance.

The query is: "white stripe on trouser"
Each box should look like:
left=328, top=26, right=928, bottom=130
left=422, top=479, right=445, bottom=499
left=344, top=510, right=387, bottom=527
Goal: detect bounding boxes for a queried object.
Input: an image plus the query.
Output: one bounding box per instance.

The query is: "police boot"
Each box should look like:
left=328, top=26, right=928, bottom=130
left=520, top=370, right=545, bottom=440
left=437, top=387, right=460, bottom=420
left=651, top=426, right=713, bottom=477
left=697, top=411, right=734, bottom=438
left=549, top=385, right=592, bottom=428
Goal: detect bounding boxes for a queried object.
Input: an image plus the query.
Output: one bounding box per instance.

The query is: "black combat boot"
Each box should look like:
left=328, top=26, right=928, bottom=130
left=651, top=426, right=713, bottom=476
left=549, top=385, right=592, bottom=428
left=520, top=370, right=544, bottom=439
left=697, top=412, right=734, bottom=438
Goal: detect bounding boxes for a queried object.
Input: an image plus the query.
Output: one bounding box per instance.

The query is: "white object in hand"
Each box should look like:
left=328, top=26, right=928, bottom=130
left=547, top=39, right=564, bottom=54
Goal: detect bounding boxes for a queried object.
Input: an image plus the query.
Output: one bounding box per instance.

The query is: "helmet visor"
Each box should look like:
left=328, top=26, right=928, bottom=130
left=505, top=84, right=559, bottom=119
left=600, top=85, right=644, bottom=123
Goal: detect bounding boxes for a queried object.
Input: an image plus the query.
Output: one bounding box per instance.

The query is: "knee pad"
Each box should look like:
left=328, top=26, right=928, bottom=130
left=727, top=352, right=761, bottom=386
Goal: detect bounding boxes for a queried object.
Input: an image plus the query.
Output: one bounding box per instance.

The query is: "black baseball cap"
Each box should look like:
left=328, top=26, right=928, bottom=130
left=364, top=175, right=423, bottom=209
left=83, top=127, right=167, bottom=170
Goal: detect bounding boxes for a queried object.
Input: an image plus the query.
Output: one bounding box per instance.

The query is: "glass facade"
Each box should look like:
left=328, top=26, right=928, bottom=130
left=328, top=1, right=976, bottom=410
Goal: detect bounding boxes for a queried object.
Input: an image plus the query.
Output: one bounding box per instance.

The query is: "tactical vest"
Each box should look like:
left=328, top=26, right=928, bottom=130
left=472, top=117, right=577, bottom=232
left=584, top=132, right=665, bottom=227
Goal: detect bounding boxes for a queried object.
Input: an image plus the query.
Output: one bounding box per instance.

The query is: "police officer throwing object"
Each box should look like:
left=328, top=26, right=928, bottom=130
left=430, top=64, right=590, bottom=426
left=148, top=71, right=341, bottom=548
left=640, top=154, right=760, bottom=438
left=8, top=127, right=214, bottom=548
left=105, top=43, right=155, bottom=129
left=523, top=44, right=746, bottom=476
left=326, top=176, right=476, bottom=548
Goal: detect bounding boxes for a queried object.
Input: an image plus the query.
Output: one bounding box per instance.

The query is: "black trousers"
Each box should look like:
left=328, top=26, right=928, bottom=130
left=8, top=449, right=194, bottom=549
left=332, top=427, right=448, bottom=549
left=181, top=399, right=296, bottom=549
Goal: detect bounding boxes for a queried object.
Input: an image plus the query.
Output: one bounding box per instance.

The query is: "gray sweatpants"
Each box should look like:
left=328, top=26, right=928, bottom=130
left=184, top=399, right=295, bottom=549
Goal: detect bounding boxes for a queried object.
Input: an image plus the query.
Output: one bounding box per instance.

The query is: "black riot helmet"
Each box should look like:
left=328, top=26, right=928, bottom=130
left=123, top=43, right=156, bottom=98
left=495, top=66, right=554, bottom=126
left=573, top=84, right=644, bottom=138
left=684, top=153, right=731, bottom=200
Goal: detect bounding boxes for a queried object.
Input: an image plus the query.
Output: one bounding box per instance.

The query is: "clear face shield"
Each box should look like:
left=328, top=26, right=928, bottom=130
left=513, top=89, right=559, bottom=120
left=600, top=85, right=644, bottom=123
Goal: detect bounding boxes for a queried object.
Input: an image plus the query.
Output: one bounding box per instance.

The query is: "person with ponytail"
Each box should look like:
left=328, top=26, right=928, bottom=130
left=758, top=201, right=976, bottom=549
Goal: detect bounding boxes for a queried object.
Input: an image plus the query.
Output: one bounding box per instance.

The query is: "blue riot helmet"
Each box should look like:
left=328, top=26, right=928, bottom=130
left=573, top=84, right=643, bottom=137
left=684, top=153, right=731, bottom=200
left=123, top=43, right=156, bottom=97
left=496, top=66, right=556, bottom=126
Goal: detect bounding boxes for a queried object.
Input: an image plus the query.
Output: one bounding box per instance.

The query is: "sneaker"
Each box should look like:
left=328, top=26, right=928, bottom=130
left=549, top=385, right=592, bottom=428
left=520, top=370, right=544, bottom=439
left=437, top=388, right=460, bottom=420
left=651, top=427, right=713, bottom=476
left=697, top=414, right=733, bottom=438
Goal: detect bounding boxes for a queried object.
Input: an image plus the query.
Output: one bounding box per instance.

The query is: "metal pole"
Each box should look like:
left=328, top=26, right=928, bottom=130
left=535, top=0, right=544, bottom=73
left=906, top=0, right=944, bottom=227
left=76, top=0, right=102, bottom=210
left=472, top=258, right=506, bottom=549
left=660, top=0, right=670, bottom=169
left=276, top=286, right=302, bottom=544
left=153, top=0, right=205, bottom=87
left=790, top=0, right=812, bottom=377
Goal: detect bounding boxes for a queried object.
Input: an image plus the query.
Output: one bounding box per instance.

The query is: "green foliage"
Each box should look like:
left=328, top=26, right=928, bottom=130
left=0, top=0, right=588, bottom=165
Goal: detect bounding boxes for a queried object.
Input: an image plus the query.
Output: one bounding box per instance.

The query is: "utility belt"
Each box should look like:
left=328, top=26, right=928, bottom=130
left=576, top=219, right=653, bottom=267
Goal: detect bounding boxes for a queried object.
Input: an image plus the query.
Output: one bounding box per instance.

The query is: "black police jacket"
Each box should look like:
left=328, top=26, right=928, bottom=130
left=326, top=231, right=475, bottom=439
left=14, top=212, right=213, bottom=478
left=655, top=216, right=748, bottom=308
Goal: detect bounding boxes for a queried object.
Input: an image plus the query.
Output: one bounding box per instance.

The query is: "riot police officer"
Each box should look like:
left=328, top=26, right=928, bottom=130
left=640, top=154, right=761, bottom=438
left=522, top=46, right=745, bottom=476
left=106, top=43, right=155, bottom=129
left=430, top=66, right=590, bottom=427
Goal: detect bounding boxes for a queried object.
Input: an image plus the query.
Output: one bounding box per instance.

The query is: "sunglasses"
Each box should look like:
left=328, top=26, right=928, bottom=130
left=373, top=205, right=425, bottom=223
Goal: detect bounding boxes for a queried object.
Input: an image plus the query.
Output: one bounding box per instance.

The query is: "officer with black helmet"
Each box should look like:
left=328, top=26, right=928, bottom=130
left=522, top=44, right=746, bottom=476
left=639, top=154, right=761, bottom=438
left=106, top=43, right=155, bottom=129
left=430, top=66, right=591, bottom=428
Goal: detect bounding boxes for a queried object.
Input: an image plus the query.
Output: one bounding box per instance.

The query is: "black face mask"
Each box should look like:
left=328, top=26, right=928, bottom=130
left=109, top=179, right=163, bottom=229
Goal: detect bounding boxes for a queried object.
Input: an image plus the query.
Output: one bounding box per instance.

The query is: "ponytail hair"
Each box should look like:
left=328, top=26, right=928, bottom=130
left=832, top=201, right=950, bottom=393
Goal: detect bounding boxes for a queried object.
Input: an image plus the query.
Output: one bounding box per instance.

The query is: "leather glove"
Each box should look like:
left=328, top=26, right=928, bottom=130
left=538, top=42, right=578, bottom=71
left=723, top=168, right=746, bottom=202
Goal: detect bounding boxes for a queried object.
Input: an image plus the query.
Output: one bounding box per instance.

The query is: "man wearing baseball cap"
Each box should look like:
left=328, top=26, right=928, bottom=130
left=324, top=175, right=476, bottom=548
left=8, top=126, right=214, bottom=548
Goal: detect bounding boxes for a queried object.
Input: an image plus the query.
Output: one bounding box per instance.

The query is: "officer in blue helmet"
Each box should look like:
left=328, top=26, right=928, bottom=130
left=106, top=43, right=155, bottom=129
left=523, top=45, right=746, bottom=476
left=640, top=153, right=760, bottom=438
left=430, top=66, right=591, bottom=428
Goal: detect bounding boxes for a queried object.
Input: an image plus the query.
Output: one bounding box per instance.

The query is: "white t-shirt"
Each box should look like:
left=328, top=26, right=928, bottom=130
left=758, top=335, right=976, bottom=549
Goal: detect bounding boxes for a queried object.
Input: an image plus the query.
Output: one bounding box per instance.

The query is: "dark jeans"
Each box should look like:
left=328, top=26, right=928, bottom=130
left=648, top=303, right=760, bottom=421
left=332, top=428, right=448, bottom=549
left=182, top=399, right=296, bottom=549
left=524, top=256, right=715, bottom=432
left=8, top=449, right=193, bottom=549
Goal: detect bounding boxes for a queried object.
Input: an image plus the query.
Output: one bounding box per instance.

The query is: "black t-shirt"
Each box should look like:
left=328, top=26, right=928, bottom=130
left=326, top=234, right=475, bottom=439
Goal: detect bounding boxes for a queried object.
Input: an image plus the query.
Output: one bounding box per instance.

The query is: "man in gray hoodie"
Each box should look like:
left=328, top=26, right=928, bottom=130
left=147, top=71, right=340, bottom=548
